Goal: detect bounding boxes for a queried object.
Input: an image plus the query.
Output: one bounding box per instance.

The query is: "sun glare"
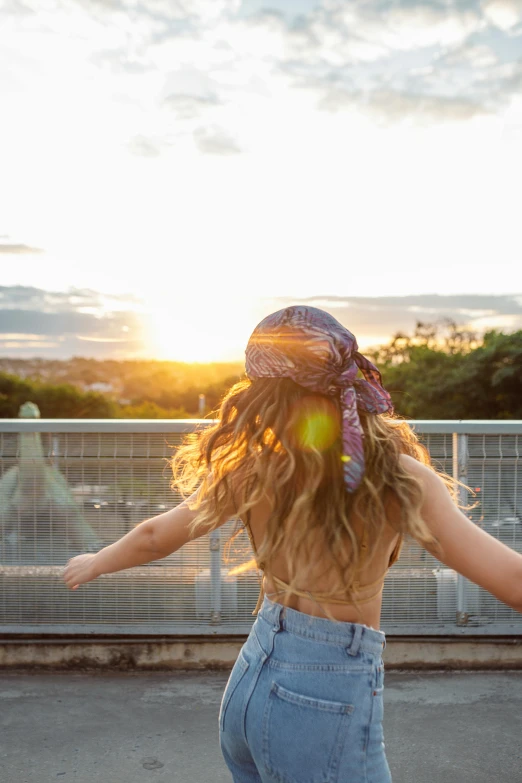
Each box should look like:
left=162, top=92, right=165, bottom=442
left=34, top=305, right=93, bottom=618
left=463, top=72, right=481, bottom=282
left=150, top=322, right=225, bottom=363
left=144, top=301, right=256, bottom=363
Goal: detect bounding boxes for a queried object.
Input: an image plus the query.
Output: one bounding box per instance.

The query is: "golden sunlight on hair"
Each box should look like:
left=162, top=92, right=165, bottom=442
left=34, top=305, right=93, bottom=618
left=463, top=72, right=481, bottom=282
left=170, top=377, right=464, bottom=622
left=227, top=558, right=259, bottom=578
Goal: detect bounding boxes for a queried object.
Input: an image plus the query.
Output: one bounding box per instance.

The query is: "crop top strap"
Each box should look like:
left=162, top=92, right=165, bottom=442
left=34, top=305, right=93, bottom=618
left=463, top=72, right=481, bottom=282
left=244, top=517, right=403, bottom=616
left=388, top=532, right=403, bottom=567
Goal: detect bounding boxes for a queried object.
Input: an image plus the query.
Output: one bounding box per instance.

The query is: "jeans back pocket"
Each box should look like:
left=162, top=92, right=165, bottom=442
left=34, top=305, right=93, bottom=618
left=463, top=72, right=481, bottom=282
left=262, top=681, right=355, bottom=783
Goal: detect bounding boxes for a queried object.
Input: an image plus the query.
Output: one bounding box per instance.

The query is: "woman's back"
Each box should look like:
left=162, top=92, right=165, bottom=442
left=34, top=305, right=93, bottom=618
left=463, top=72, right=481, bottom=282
left=244, top=491, right=402, bottom=630
left=234, top=450, right=522, bottom=629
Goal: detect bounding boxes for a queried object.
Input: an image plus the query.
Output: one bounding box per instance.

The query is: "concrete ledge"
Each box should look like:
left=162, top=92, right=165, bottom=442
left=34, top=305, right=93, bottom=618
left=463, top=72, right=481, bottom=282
left=383, top=637, right=522, bottom=669
left=1, top=636, right=522, bottom=670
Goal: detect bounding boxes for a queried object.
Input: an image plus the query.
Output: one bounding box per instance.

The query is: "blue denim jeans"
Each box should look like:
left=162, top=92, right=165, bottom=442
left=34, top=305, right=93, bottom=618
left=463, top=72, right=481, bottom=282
left=219, top=595, right=391, bottom=782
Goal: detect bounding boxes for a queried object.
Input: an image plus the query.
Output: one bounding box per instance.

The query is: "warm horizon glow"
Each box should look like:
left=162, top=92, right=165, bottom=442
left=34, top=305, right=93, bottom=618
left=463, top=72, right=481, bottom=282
left=140, top=291, right=260, bottom=363
left=147, top=317, right=243, bottom=363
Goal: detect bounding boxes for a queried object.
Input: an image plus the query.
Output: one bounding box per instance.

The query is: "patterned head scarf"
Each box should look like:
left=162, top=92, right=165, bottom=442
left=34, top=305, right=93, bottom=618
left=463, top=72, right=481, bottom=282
left=245, top=305, right=393, bottom=492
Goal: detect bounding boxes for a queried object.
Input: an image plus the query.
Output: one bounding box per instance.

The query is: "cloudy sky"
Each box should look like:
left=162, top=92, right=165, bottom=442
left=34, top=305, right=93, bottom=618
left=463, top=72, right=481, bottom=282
left=1, top=0, right=521, bottom=361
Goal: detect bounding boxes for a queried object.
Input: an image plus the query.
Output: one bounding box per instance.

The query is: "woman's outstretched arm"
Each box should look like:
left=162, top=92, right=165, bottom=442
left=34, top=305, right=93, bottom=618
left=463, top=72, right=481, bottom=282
left=402, top=454, right=522, bottom=614
left=63, top=490, right=234, bottom=590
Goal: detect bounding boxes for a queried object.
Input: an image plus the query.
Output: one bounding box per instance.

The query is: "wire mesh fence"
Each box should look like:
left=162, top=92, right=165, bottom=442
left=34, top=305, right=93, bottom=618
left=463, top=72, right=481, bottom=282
left=1, top=420, right=521, bottom=635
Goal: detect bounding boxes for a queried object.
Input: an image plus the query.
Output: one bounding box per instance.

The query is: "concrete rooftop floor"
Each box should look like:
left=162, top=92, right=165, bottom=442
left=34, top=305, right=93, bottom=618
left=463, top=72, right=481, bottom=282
left=1, top=669, right=521, bottom=782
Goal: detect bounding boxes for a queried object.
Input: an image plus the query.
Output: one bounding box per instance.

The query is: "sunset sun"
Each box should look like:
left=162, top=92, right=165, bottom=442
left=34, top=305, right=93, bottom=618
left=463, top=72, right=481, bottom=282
left=143, top=301, right=256, bottom=363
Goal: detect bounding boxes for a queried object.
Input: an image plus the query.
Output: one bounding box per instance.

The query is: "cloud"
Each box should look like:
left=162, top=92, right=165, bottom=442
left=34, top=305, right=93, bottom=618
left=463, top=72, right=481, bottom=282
left=127, top=135, right=164, bottom=158
left=498, top=59, right=522, bottom=92
left=0, top=286, right=148, bottom=358
left=0, top=286, right=142, bottom=314
left=1, top=0, right=521, bottom=308
left=0, top=307, right=144, bottom=342
left=0, top=334, right=145, bottom=359
left=273, top=2, right=521, bottom=121
left=139, top=0, right=242, bottom=22
left=483, top=0, right=522, bottom=30
left=322, top=1, right=484, bottom=52
left=437, top=41, right=499, bottom=68
left=9, top=0, right=241, bottom=24
left=162, top=93, right=220, bottom=120
left=0, top=243, right=44, bottom=254
left=1, top=286, right=522, bottom=359
left=268, top=293, right=522, bottom=346
left=193, top=125, right=242, bottom=154
left=160, top=66, right=223, bottom=123
left=318, top=88, right=489, bottom=123
left=3, top=0, right=521, bottom=147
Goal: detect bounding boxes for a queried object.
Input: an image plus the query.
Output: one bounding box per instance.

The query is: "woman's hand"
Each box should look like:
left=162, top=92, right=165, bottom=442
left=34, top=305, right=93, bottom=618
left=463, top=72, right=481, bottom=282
left=62, top=553, right=100, bottom=590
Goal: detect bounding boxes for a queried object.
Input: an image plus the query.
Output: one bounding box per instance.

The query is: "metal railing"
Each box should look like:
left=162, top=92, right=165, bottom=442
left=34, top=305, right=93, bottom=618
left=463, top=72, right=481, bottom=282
left=1, top=419, right=521, bottom=636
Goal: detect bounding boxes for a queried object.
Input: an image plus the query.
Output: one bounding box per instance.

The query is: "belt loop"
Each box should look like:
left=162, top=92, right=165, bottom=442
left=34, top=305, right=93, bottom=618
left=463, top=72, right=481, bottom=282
left=347, top=624, right=363, bottom=656
left=272, top=602, right=285, bottom=632
left=382, top=636, right=386, bottom=651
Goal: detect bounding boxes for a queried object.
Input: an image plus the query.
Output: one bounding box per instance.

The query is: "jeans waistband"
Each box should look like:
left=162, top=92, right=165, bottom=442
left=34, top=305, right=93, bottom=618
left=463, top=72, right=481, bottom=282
left=257, top=595, right=386, bottom=656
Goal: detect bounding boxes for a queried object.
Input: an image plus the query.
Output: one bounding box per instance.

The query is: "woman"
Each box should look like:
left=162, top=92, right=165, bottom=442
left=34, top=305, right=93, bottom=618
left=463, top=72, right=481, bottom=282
left=63, top=305, right=522, bottom=783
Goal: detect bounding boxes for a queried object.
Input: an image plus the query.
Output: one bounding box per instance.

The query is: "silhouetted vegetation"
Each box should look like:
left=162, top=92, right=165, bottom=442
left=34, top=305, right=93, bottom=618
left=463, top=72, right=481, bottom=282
left=368, top=320, right=522, bottom=419
left=0, top=360, right=244, bottom=418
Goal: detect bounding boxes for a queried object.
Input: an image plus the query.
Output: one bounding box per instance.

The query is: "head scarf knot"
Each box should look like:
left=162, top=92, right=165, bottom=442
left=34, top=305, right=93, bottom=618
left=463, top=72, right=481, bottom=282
left=245, top=305, right=393, bottom=492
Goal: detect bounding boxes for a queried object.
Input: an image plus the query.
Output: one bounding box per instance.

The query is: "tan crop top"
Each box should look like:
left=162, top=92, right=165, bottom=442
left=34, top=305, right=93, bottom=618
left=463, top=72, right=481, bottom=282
left=243, top=519, right=403, bottom=616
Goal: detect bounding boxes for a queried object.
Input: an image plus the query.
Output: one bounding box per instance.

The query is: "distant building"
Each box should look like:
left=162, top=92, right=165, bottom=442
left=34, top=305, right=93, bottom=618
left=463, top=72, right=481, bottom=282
left=85, top=382, right=113, bottom=394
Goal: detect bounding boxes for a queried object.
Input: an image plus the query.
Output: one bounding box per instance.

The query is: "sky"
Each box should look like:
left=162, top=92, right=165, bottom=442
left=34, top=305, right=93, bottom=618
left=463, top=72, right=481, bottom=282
left=1, top=0, right=521, bottom=362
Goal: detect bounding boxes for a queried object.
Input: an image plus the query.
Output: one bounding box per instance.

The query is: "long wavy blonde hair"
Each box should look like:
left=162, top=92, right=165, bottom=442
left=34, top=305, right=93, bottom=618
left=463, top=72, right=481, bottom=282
left=171, top=376, right=460, bottom=621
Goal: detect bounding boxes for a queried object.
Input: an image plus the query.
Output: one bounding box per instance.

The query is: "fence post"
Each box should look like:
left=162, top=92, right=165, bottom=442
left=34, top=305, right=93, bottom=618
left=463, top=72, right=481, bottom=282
left=209, top=530, right=222, bottom=625
left=453, top=432, right=470, bottom=626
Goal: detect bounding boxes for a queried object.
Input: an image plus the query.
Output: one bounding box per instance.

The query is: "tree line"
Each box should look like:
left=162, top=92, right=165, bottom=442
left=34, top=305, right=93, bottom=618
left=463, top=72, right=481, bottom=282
left=367, top=320, right=522, bottom=419
left=1, top=321, right=521, bottom=419
left=0, top=370, right=242, bottom=419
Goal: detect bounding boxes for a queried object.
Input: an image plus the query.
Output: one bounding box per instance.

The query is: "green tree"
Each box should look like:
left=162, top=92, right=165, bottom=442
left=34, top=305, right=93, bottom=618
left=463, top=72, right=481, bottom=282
left=0, top=372, right=117, bottom=418
left=443, top=330, right=522, bottom=419
left=376, top=326, right=522, bottom=419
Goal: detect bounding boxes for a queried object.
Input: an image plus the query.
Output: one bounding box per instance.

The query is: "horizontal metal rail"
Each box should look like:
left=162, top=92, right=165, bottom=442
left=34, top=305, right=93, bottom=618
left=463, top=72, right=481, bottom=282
left=1, top=419, right=522, bottom=434
left=1, top=419, right=521, bottom=637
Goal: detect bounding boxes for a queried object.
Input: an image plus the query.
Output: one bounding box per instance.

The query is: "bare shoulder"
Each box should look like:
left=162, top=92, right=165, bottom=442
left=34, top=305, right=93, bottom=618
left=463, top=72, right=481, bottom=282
left=398, top=453, right=437, bottom=480
left=398, top=454, right=522, bottom=613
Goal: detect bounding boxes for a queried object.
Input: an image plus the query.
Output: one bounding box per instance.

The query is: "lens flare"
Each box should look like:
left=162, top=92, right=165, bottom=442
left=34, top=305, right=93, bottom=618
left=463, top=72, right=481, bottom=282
left=293, top=396, right=340, bottom=453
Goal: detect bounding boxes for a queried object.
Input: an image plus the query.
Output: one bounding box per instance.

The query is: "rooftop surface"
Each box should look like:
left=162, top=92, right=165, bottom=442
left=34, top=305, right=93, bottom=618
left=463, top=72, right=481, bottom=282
left=1, top=669, right=521, bottom=782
